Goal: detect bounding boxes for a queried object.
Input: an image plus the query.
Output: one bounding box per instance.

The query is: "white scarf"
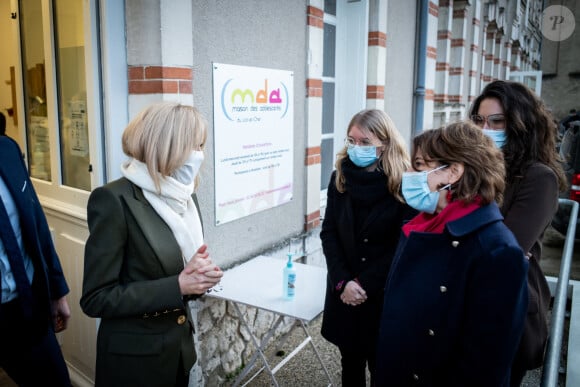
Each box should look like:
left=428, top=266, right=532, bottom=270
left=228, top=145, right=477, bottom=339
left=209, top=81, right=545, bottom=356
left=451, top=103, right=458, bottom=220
left=121, top=158, right=203, bottom=264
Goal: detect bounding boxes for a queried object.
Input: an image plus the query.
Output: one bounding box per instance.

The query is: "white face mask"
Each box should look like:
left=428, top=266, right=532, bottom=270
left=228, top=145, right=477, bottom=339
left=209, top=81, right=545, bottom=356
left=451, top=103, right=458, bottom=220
left=171, top=150, right=204, bottom=185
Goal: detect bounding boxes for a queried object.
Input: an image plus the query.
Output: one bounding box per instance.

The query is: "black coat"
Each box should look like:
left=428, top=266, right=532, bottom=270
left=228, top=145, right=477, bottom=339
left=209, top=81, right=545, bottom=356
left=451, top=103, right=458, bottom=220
left=320, top=167, right=415, bottom=350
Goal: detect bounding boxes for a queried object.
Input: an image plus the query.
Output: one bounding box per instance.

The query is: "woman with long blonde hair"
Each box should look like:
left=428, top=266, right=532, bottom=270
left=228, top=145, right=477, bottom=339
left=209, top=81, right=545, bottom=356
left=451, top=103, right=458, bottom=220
left=320, top=109, right=416, bottom=386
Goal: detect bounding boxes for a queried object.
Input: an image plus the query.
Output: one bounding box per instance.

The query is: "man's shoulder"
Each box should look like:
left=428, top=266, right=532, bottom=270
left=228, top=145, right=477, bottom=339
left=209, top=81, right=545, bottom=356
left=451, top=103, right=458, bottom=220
left=0, top=136, right=22, bottom=157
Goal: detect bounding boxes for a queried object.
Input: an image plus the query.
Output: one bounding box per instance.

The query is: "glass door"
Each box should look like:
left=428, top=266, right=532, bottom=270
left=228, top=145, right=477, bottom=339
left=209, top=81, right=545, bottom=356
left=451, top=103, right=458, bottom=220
left=19, top=0, right=52, bottom=181
left=15, top=0, right=104, bottom=204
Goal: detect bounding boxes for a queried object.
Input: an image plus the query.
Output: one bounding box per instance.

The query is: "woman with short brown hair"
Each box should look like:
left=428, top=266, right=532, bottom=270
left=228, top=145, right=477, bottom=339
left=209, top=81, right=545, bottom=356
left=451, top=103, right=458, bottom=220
left=375, top=121, right=528, bottom=386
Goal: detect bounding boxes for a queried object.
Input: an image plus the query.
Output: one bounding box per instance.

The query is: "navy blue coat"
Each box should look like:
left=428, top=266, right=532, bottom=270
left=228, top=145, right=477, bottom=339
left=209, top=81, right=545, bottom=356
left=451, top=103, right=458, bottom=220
left=375, top=203, right=528, bottom=386
left=0, top=136, right=69, bottom=333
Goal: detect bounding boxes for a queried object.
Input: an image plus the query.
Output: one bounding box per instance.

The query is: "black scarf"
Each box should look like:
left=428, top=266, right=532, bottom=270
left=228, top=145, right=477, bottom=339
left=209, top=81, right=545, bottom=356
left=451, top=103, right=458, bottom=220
left=342, top=159, right=389, bottom=208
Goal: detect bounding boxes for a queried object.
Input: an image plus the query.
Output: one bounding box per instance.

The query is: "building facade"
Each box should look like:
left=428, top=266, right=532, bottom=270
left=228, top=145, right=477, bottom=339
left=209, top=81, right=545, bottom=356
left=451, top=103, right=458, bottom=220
left=541, top=0, right=580, bottom=121
left=432, top=0, right=544, bottom=127
left=0, top=0, right=547, bottom=385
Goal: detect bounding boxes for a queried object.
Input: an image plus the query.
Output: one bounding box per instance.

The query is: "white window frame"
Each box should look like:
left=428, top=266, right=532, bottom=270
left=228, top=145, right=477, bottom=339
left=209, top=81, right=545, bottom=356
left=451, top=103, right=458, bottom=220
left=320, top=0, right=369, bottom=208
left=509, top=70, right=542, bottom=96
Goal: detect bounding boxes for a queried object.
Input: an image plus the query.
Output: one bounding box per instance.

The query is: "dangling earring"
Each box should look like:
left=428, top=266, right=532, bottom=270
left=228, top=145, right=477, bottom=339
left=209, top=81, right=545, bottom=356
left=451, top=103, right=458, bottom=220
left=446, top=190, right=453, bottom=201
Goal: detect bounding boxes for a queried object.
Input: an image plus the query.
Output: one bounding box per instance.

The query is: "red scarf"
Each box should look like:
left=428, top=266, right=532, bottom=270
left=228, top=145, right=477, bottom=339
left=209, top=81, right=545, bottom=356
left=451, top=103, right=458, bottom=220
left=402, top=196, right=482, bottom=236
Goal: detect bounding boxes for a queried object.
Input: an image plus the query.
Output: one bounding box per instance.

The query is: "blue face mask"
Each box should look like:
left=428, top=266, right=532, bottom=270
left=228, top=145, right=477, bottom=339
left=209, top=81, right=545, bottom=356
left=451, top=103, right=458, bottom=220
left=347, top=145, right=379, bottom=168
left=402, top=165, right=448, bottom=214
left=482, top=129, right=506, bottom=148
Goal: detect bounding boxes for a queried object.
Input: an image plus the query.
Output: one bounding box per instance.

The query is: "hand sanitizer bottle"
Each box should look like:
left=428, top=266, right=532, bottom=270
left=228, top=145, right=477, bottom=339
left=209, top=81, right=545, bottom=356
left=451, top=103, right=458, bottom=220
left=283, top=252, right=296, bottom=300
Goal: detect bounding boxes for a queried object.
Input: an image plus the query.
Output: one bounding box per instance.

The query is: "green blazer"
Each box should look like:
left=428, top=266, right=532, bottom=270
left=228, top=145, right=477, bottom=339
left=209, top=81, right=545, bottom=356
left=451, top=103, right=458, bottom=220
left=81, top=177, right=198, bottom=387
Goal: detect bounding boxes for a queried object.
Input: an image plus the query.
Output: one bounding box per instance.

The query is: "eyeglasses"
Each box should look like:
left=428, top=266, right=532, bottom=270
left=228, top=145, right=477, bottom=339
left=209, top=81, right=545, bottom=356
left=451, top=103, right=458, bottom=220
left=470, top=114, right=506, bottom=129
left=345, top=137, right=376, bottom=149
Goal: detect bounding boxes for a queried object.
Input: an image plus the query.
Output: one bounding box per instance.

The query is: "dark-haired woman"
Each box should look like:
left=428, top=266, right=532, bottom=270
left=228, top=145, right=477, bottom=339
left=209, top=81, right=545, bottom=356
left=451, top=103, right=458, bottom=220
left=470, top=80, right=567, bottom=386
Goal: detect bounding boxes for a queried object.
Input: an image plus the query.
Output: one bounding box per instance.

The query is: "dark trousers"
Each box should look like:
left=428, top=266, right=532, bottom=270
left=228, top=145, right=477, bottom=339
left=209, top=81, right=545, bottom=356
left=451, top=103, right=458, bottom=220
left=510, top=363, right=527, bottom=387
left=340, top=346, right=376, bottom=387
left=0, top=298, right=71, bottom=387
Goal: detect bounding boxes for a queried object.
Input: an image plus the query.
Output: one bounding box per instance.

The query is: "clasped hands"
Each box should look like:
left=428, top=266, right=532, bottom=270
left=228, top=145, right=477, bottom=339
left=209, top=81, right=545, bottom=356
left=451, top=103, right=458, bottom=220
left=179, top=244, right=223, bottom=296
left=340, top=280, right=367, bottom=306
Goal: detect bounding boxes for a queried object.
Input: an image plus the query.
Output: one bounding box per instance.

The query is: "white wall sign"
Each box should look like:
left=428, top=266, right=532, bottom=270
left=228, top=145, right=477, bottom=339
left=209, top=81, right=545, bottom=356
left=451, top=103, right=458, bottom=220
left=212, top=63, right=294, bottom=225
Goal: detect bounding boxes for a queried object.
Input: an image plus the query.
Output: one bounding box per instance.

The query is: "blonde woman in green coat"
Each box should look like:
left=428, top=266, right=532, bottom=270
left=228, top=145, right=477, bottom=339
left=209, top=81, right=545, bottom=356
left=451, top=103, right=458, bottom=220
left=81, top=102, right=223, bottom=387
